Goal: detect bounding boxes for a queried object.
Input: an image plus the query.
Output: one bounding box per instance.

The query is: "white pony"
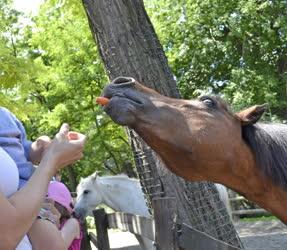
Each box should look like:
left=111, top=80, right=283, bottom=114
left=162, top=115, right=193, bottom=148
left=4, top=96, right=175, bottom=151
left=74, top=172, right=153, bottom=250
left=74, top=172, right=232, bottom=249
left=215, top=183, right=232, bottom=219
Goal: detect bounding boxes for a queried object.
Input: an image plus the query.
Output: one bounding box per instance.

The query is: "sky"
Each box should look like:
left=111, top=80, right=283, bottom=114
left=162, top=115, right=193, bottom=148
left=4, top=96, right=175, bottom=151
left=12, top=0, right=44, bottom=15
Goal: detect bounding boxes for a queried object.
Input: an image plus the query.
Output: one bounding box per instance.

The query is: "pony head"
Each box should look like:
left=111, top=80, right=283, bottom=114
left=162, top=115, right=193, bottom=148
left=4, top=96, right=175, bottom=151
left=74, top=172, right=103, bottom=218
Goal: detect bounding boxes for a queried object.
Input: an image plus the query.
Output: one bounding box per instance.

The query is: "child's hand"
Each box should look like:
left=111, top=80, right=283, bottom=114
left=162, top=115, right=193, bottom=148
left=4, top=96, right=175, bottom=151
left=30, top=136, right=52, bottom=165
left=40, top=198, right=61, bottom=227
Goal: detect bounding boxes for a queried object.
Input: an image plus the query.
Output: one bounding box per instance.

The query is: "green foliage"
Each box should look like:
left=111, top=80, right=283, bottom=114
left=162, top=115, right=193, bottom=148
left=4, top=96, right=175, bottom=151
left=24, top=0, right=133, bottom=185
left=0, top=0, right=39, bottom=118
left=146, top=0, right=287, bottom=117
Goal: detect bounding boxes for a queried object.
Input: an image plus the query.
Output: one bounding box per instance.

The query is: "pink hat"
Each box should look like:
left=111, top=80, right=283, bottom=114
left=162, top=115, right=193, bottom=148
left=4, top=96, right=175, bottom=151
left=47, top=181, right=73, bottom=213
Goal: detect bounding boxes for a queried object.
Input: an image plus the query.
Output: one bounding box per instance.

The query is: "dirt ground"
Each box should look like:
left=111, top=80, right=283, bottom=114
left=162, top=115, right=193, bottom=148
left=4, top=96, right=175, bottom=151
left=90, top=230, right=140, bottom=250
left=91, top=219, right=287, bottom=250
left=235, top=220, right=287, bottom=250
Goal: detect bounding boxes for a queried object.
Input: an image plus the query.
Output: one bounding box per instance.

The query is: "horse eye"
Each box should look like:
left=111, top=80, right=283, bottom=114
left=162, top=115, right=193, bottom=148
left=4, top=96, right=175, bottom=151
left=200, top=97, right=215, bottom=108
left=83, top=190, right=90, bottom=195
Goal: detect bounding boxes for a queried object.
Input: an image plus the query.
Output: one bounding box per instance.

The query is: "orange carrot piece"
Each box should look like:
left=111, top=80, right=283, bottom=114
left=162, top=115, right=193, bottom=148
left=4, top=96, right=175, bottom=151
left=96, top=97, right=110, bottom=106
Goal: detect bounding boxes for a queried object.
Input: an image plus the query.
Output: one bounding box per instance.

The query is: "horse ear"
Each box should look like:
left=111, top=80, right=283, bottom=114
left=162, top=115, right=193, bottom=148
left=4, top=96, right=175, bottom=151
left=236, top=104, right=267, bottom=126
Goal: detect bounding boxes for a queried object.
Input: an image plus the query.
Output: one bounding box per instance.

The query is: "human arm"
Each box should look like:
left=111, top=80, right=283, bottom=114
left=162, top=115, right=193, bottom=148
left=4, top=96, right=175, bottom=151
left=0, top=124, right=86, bottom=249
left=60, top=218, right=81, bottom=248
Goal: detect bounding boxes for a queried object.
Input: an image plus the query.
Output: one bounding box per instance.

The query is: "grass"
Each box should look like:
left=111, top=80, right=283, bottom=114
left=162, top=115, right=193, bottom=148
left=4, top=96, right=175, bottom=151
left=240, top=215, right=278, bottom=222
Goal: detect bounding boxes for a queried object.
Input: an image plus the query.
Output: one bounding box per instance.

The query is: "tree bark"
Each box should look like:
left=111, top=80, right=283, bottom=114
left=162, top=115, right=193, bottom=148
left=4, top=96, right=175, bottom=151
left=82, top=0, right=243, bottom=248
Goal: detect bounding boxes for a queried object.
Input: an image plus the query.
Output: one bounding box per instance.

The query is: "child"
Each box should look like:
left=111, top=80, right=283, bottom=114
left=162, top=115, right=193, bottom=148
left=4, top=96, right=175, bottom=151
left=0, top=107, right=80, bottom=249
left=50, top=181, right=83, bottom=249
left=28, top=181, right=83, bottom=250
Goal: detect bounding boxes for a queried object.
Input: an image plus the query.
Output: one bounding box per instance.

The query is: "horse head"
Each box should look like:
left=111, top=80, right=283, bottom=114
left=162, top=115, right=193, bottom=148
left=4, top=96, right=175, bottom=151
left=74, top=172, right=102, bottom=218
left=102, top=77, right=266, bottom=182
left=102, top=76, right=287, bottom=223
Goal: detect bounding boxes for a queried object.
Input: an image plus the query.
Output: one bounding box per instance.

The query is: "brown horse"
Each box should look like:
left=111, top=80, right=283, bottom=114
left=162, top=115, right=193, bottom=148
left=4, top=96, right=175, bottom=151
left=102, top=76, right=287, bottom=223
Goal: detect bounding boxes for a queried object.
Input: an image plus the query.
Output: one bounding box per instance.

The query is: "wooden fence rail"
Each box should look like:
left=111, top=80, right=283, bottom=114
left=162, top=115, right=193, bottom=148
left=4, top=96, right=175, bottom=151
left=107, top=212, right=155, bottom=240
left=89, top=197, right=242, bottom=250
left=229, top=191, right=271, bottom=219
left=232, top=208, right=270, bottom=216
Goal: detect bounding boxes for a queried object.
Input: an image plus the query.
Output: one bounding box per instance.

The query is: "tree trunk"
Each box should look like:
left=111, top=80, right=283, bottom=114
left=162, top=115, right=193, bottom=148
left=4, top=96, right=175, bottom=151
left=82, top=0, right=243, bottom=248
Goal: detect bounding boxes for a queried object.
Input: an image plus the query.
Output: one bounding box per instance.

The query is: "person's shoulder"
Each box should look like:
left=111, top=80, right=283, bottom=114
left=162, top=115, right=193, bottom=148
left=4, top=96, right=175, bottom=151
left=0, top=107, right=12, bottom=115
left=0, top=106, right=20, bottom=123
left=0, top=107, right=16, bottom=119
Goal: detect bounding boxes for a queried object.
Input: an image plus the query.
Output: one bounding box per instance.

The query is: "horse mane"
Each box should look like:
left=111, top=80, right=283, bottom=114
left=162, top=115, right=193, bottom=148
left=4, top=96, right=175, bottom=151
left=101, top=174, right=136, bottom=180
left=94, top=174, right=139, bottom=183
left=242, top=123, right=287, bottom=189
left=79, top=174, right=139, bottom=190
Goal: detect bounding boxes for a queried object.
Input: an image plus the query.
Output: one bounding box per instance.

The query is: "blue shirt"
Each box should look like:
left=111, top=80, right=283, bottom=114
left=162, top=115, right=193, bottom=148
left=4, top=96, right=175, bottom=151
left=0, top=107, right=35, bottom=188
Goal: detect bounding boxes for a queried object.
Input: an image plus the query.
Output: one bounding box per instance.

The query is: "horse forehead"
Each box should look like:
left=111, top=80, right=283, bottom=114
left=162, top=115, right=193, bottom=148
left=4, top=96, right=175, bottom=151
left=78, top=178, right=94, bottom=190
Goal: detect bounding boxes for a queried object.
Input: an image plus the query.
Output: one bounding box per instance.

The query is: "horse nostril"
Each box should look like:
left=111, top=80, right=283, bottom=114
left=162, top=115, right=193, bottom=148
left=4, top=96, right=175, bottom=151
left=111, top=76, right=135, bottom=87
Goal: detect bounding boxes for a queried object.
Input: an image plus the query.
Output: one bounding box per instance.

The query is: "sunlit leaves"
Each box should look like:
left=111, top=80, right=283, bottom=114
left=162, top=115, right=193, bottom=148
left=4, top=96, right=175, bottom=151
left=23, top=0, right=133, bottom=182
left=146, top=0, right=287, bottom=117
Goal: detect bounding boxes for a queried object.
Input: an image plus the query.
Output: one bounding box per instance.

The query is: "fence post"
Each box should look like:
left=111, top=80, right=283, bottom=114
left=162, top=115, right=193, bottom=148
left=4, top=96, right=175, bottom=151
left=93, top=208, right=110, bottom=250
left=152, top=197, right=179, bottom=250
left=80, top=220, right=92, bottom=250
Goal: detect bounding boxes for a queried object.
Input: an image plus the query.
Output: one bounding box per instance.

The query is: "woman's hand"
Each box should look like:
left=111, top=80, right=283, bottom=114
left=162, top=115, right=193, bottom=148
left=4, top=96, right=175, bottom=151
left=40, top=123, right=86, bottom=174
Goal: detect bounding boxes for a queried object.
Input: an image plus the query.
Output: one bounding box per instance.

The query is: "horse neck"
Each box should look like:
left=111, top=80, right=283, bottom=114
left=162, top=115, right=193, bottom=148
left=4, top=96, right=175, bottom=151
left=217, top=141, right=287, bottom=223
left=97, top=177, right=142, bottom=213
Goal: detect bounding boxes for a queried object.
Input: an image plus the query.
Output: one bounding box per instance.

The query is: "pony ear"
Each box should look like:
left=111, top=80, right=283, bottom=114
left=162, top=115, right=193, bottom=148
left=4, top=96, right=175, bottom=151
left=236, top=104, right=267, bottom=126
left=91, top=171, right=99, bottom=182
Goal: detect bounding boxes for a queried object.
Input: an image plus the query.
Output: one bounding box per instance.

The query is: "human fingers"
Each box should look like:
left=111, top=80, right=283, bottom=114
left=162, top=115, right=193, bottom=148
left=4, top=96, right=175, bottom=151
left=59, top=123, right=69, bottom=134
left=36, top=136, right=52, bottom=151
left=43, top=199, right=60, bottom=218
left=42, top=206, right=61, bottom=227
left=49, top=205, right=61, bottom=219
left=41, top=203, right=52, bottom=211
left=37, top=136, right=52, bottom=143
left=42, top=198, right=54, bottom=210
left=56, top=123, right=70, bottom=140
left=50, top=212, right=61, bottom=227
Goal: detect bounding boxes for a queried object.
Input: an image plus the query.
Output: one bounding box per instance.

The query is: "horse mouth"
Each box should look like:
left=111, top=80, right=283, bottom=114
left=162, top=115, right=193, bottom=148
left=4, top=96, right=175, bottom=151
left=102, top=82, right=145, bottom=109
left=102, top=76, right=145, bottom=106
left=106, top=92, right=144, bottom=107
